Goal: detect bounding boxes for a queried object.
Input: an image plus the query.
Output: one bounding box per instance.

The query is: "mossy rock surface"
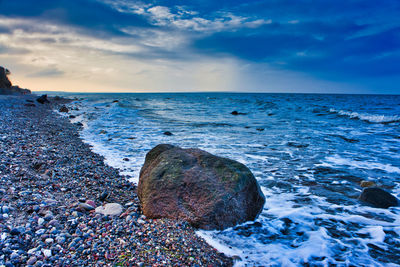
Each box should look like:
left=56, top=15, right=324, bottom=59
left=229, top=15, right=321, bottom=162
left=138, top=144, right=265, bottom=230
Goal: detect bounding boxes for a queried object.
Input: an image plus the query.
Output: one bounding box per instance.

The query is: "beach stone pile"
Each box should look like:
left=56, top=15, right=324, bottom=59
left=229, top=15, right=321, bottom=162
left=0, top=95, right=233, bottom=266
left=138, top=144, right=265, bottom=230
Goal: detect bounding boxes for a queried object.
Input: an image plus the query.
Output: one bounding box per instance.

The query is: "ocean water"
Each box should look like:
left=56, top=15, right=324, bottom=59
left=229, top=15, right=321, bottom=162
left=56, top=93, right=400, bottom=266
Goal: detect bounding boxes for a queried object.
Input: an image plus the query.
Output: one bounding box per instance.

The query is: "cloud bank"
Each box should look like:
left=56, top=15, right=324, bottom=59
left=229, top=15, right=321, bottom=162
left=0, top=0, right=399, bottom=93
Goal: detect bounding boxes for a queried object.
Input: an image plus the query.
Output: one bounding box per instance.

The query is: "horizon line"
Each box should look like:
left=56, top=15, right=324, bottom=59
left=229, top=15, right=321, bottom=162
left=33, top=90, right=400, bottom=96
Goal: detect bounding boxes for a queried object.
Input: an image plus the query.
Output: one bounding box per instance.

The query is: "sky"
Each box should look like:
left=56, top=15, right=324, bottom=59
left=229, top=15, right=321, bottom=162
left=0, top=0, right=399, bottom=94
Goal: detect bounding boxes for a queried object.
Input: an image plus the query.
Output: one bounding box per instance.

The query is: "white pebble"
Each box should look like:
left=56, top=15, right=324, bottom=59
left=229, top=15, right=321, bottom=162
left=42, top=249, right=52, bottom=257
left=38, top=218, right=45, bottom=226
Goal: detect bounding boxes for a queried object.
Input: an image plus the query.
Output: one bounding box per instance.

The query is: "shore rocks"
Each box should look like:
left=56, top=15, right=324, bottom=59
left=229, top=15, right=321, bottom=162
left=138, top=144, right=265, bottom=230
left=37, top=95, right=50, bottom=104
left=59, top=105, right=69, bottom=113
left=359, top=187, right=399, bottom=208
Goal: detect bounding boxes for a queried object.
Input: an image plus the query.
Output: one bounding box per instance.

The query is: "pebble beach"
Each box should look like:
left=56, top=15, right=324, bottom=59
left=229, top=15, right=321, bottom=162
left=0, top=95, right=233, bottom=266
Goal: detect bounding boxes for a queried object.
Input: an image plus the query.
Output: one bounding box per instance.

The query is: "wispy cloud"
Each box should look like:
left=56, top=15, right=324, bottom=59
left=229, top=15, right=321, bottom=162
left=100, top=1, right=272, bottom=33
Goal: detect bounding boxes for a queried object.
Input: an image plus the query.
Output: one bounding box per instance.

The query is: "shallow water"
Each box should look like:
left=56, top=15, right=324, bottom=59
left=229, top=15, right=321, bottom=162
left=55, top=93, right=400, bottom=266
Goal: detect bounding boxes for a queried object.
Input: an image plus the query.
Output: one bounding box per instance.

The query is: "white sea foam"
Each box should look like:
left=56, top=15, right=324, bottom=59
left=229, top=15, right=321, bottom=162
left=329, top=108, right=400, bottom=124
left=324, top=154, right=400, bottom=174
left=198, top=188, right=400, bottom=266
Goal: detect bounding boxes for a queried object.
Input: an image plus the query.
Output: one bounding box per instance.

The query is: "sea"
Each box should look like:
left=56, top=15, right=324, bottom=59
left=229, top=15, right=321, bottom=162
left=51, top=92, right=400, bottom=266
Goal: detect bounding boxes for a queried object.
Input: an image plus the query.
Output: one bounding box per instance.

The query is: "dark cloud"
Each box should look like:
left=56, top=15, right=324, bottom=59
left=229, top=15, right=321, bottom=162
left=191, top=3, right=400, bottom=79
left=0, top=0, right=152, bottom=36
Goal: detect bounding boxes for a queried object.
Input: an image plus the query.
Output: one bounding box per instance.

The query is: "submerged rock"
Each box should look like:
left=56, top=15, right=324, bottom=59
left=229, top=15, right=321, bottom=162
left=59, top=105, right=69, bottom=113
left=360, top=180, right=376, bottom=188
left=138, top=144, right=265, bottom=230
left=287, top=142, right=309, bottom=148
left=37, top=95, right=50, bottom=104
left=231, top=111, right=247, bottom=115
left=359, top=187, right=398, bottom=208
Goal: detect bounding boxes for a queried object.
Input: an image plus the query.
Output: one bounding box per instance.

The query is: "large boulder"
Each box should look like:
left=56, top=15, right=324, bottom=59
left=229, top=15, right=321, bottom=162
left=138, top=144, right=265, bottom=230
left=359, top=187, right=398, bottom=209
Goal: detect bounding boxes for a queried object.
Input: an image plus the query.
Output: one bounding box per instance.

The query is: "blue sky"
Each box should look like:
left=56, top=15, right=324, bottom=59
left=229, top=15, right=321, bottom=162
left=0, top=0, right=399, bottom=93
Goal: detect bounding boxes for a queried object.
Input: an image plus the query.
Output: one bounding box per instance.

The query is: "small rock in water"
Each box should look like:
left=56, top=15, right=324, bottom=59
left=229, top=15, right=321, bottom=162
left=360, top=180, right=376, bottom=188
left=100, top=130, right=107, bottom=134
left=123, top=158, right=130, bottom=161
left=359, top=187, right=399, bottom=208
left=287, top=142, right=309, bottom=148
left=95, top=203, right=123, bottom=216
left=163, top=131, right=173, bottom=136
left=59, top=105, right=69, bottom=113
left=231, top=111, right=246, bottom=115
left=36, top=94, right=50, bottom=104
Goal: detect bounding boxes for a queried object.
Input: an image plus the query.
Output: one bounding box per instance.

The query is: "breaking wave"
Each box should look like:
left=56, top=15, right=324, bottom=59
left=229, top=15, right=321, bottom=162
left=329, top=109, right=400, bottom=124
